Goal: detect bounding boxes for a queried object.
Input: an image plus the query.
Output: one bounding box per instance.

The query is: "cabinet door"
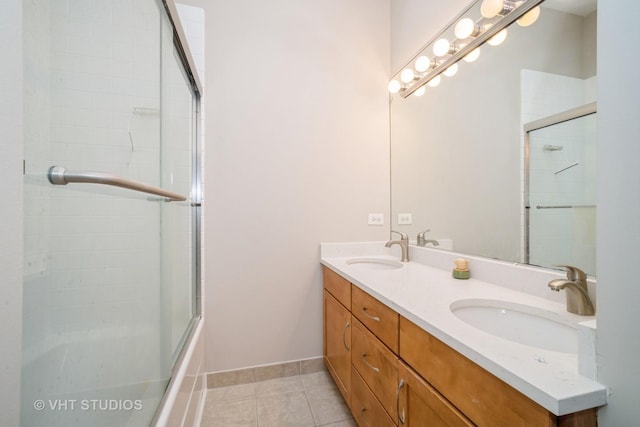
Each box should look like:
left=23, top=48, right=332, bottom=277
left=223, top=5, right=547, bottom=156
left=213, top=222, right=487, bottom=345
left=324, top=290, right=351, bottom=403
left=398, top=360, right=474, bottom=427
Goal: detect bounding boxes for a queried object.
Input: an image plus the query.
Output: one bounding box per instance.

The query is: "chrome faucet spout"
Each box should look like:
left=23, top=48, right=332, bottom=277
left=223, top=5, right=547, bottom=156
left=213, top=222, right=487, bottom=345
left=417, top=229, right=439, bottom=247
left=548, top=266, right=595, bottom=315
left=386, top=230, right=409, bottom=262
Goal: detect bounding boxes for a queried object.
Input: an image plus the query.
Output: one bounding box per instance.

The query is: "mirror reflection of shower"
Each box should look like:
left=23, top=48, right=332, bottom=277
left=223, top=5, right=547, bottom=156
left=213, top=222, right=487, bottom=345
left=525, top=104, right=597, bottom=275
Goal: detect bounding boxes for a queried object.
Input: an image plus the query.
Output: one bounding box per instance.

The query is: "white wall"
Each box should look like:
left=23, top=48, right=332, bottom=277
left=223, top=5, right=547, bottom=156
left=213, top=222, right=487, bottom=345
left=596, top=1, right=640, bottom=425
left=192, top=0, right=391, bottom=372
left=0, top=0, right=23, bottom=425
left=390, top=0, right=468, bottom=72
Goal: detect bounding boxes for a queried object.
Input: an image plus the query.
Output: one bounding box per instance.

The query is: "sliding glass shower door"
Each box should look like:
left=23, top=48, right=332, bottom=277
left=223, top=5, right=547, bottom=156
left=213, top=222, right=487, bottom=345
left=21, top=1, right=200, bottom=425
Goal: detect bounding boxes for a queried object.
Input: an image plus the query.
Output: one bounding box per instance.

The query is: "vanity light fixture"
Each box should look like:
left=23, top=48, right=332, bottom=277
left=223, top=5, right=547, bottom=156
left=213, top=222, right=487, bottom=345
left=464, top=47, right=481, bottom=62
left=414, top=86, right=426, bottom=97
left=455, top=18, right=481, bottom=40
left=388, top=0, right=545, bottom=98
left=415, top=56, right=432, bottom=72
left=388, top=79, right=402, bottom=94
left=443, top=63, right=459, bottom=77
left=433, top=38, right=456, bottom=56
left=400, top=68, right=416, bottom=83
left=487, top=28, right=508, bottom=46
left=516, top=5, right=540, bottom=26
left=427, top=75, right=441, bottom=87
left=481, top=0, right=515, bottom=19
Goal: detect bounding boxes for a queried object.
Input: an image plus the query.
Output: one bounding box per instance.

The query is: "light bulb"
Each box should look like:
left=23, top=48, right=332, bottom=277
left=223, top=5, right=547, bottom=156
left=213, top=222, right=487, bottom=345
left=455, top=18, right=478, bottom=39
left=443, top=63, right=458, bottom=77
left=517, top=6, right=540, bottom=27
left=481, top=0, right=505, bottom=18
left=464, top=47, right=481, bottom=62
left=433, top=38, right=451, bottom=56
left=414, top=86, right=426, bottom=97
left=415, top=56, right=432, bottom=73
left=427, top=75, right=441, bottom=88
left=388, top=79, right=402, bottom=94
left=488, top=28, right=508, bottom=46
left=400, top=68, right=415, bottom=83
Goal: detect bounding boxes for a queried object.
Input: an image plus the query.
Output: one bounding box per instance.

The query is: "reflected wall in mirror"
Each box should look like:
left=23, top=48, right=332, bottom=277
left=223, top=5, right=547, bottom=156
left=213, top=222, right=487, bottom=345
left=390, top=0, right=597, bottom=272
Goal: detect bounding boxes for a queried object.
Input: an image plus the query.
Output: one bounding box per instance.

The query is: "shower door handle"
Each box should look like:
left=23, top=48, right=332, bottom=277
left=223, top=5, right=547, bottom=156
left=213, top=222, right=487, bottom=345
left=48, top=166, right=187, bottom=202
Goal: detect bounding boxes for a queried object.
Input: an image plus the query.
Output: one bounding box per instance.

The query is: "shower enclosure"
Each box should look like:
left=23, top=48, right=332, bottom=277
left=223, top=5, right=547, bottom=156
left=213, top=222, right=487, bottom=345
left=525, top=105, right=596, bottom=276
left=21, top=1, right=201, bottom=425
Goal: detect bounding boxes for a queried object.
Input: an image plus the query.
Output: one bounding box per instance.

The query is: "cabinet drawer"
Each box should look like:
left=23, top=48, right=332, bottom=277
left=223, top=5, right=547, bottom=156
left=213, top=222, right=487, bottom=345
left=351, top=367, right=396, bottom=427
left=352, top=317, right=398, bottom=420
left=323, top=266, right=351, bottom=308
left=351, top=285, right=399, bottom=353
left=399, top=316, right=552, bottom=427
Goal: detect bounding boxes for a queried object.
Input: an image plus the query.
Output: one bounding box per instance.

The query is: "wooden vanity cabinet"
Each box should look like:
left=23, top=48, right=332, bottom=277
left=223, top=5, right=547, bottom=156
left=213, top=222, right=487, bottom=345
left=322, top=266, right=352, bottom=405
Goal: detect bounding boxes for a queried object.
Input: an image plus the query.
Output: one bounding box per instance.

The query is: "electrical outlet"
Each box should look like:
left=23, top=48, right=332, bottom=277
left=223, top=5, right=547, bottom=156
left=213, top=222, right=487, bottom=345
left=368, top=213, right=384, bottom=226
left=398, top=213, right=412, bottom=225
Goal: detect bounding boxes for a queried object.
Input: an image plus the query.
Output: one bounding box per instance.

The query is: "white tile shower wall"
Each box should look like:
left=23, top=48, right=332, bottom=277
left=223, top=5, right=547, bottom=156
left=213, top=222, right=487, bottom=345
left=21, top=0, right=193, bottom=421
left=520, top=70, right=597, bottom=273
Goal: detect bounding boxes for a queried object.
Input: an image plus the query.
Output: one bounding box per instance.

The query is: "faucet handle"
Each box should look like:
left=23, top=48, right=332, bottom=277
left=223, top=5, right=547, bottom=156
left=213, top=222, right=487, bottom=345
left=417, top=229, right=430, bottom=238
left=391, top=230, right=409, bottom=241
left=555, top=265, right=587, bottom=284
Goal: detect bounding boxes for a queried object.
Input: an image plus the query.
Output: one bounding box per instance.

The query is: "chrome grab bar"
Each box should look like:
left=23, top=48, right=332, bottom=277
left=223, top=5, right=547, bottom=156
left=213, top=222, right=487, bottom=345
left=535, top=204, right=596, bottom=209
left=48, top=166, right=187, bottom=202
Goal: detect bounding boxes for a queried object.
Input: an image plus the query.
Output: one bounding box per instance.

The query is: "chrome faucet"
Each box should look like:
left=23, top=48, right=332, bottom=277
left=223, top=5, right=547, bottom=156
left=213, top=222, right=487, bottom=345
left=385, top=230, right=409, bottom=262
left=548, top=265, right=595, bottom=315
left=417, top=229, right=440, bottom=247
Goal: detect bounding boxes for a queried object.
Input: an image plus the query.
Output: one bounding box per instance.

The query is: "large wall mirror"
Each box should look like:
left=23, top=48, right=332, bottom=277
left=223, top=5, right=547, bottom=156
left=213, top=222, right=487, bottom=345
left=390, top=0, right=597, bottom=275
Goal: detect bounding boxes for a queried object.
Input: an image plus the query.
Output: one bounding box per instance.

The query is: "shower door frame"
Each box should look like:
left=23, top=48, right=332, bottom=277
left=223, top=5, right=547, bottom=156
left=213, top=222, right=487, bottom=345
left=158, top=0, right=203, bottom=371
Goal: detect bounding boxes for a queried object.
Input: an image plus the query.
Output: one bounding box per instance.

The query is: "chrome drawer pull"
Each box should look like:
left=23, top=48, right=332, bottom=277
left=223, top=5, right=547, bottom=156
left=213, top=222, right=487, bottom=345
left=342, top=321, right=351, bottom=351
left=361, top=407, right=372, bottom=427
left=361, top=353, right=380, bottom=373
left=397, top=378, right=406, bottom=425
left=361, top=307, right=381, bottom=322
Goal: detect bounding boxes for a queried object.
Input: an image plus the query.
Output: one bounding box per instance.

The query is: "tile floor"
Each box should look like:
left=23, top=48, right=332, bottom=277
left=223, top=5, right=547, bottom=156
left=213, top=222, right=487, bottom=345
left=200, top=363, right=355, bottom=427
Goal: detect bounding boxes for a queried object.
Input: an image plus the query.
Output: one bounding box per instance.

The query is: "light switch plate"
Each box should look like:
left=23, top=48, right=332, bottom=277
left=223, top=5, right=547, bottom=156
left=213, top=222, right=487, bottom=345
left=368, top=213, right=384, bottom=226
left=398, top=213, right=412, bottom=225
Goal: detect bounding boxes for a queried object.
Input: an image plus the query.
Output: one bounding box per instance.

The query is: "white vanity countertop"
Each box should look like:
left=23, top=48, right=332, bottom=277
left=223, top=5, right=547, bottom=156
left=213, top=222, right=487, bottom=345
left=320, top=249, right=608, bottom=416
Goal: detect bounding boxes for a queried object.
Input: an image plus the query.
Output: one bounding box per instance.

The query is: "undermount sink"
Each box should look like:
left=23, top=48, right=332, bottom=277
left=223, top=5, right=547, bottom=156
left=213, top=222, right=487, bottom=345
left=450, top=299, right=579, bottom=354
left=346, top=257, right=403, bottom=270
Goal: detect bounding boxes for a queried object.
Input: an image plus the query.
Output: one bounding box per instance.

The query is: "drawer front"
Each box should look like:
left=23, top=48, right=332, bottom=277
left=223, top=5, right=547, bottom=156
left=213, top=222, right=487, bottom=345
left=398, top=360, right=474, bottom=427
left=352, top=317, right=398, bottom=420
left=351, top=367, right=396, bottom=427
left=323, top=266, right=351, bottom=308
left=351, top=285, right=399, bottom=353
left=399, top=316, right=552, bottom=427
